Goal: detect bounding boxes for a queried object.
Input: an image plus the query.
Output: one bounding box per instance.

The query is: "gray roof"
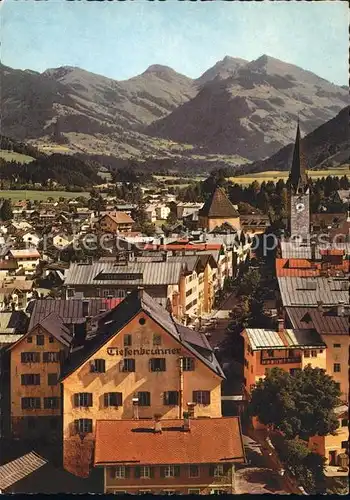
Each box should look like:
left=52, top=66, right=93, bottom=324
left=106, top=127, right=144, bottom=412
left=0, top=311, right=28, bottom=335
left=61, top=289, right=224, bottom=380
left=245, top=328, right=326, bottom=351
left=285, top=306, right=349, bottom=335
left=0, top=452, right=47, bottom=491
left=278, top=276, right=349, bottom=306
left=64, top=261, right=184, bottom=286
left=280, top=241, right=350, bottom=259
left=337, top=190, right=350, bottom=203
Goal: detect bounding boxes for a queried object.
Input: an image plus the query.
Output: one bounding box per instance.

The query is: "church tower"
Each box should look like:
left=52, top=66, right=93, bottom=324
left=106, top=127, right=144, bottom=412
left=288, top=122, right=310, bottom=239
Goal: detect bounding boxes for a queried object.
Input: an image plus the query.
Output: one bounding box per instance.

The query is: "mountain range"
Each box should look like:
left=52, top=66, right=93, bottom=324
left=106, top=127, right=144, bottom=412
left=1, top=55, right=348, bottom=169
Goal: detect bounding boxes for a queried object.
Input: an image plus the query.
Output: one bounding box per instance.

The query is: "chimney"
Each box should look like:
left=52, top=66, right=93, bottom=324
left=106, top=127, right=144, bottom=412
left=183, top=411, right=190, bottom=432
left=82, top=299, right=89, bottom=317
left=132, top=397, right=139, bottom=420
left=277, top=317, right=284, bottom=332
left=337, top=301, right=345, bottom=317
left=153, top=414, right=162, bottom=433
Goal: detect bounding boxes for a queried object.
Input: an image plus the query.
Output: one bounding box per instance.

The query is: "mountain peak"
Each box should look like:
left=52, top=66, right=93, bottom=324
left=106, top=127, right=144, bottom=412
left=144, top=64, right=176, bottom=75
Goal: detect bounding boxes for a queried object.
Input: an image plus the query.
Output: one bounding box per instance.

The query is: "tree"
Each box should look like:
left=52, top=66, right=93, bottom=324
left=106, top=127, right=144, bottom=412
left=249, top=366, right=341, bottom=440
left=275, top=438, right=326, bottom=494
left=0, top=199, right=13, bottom=221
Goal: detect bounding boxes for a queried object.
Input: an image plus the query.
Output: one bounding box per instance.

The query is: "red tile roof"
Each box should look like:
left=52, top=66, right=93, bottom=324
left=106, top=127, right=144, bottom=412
left=94, top=417, right=245, bottom=466
left=276, top=258, right=349, bottom=277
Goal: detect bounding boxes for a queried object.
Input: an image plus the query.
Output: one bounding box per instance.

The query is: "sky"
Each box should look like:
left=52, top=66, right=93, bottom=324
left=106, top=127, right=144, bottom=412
left=1, top=0, right=348, bottom=85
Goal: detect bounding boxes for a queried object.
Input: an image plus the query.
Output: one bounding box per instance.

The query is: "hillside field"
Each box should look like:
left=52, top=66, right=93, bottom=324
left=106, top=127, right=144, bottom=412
left=0, top=150, right=34, bottom=164
left=0, top=190, right=90, bottom=201
left=229, top=166, right=349, bottom=185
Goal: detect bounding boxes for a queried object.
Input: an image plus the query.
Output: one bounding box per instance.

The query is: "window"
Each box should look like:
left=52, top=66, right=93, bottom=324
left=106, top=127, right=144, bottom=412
left=44, top=397, right=60, bottom=409
left=335, top=382, right=341, bottom=390
left=27, top=336, right=33, bottom=343
left=267, top=350, right=274, bottom=357
left=137, top=392, right=151, bottom=406
left=49, top=336, right=54, bottom=343
left=334, top=363, right=341, bottom=373
left=163, top=391, right=179, bottom=406
left=189, top=465, right=199, bottom=478
left=48, top=373, right=58, bottom=386
left=311, top=350, right=317, bottom=357
left=212, top=464, right=224, bottom=477
left=161, top=465, right=180, bottom=478
left=135, top=466, right=151, bottom=479
left=115, top=466, right=126, bottom=479
left=188, top=489, right=200, bottom=495
left=341, top=441, right=349, bottom=451
left=288, top=349, right=295, bottom=358
left=36, top=335, right=44, bottom=346
left=186, top=288, right=193, bottom=298
left=124, top=334, right=132, bottom=347
left=74, top=393, right=93, bottom=407
left=21, top=374, right=40, bottom=385
left=43, top=352, right=60, bottom=363
left=104, top=392, right=122, bottom=407
left=333, top=343, right=341, bottom=348
left=120, top=358, right=135, bottom=372
left=75, top=419, right=92, bottom=434
left=21, top=397, right=41, bottom=409
left=182, top=358, right=195, bottom=371
left=193, top=391, right=210, bottom=405
left=341, top=418, right=348, bottom=427
left=139, top=317, right=146, bottom=325
left=304, top=350, right=310, bottom=358
left=21, top=352, right=40, bottom=363
left=153, top=334, right=161, bottom=346
left=91, top=359, right=106, bottom=373
left=150, top=358, right=166, bottom=372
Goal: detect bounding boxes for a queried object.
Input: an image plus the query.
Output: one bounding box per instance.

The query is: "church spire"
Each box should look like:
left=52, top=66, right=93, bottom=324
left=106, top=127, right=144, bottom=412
left=289, top=121, right=308, bottom=194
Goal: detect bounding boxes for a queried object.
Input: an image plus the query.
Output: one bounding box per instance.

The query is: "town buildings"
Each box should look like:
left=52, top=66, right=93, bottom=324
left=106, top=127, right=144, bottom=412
left=198, top=187, right=241, bottom=231
left=96, top=212, right=134, bottom=234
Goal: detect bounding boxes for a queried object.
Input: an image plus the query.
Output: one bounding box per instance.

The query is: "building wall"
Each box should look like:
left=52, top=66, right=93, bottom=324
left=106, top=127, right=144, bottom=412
left=62, top=312, right=222, bottom=476
left=290, top=191, right=310, bottom=237
left=103, top=463, right=236, bottom=495
left=198, top=216, right=241, bottom=232
left=309, top=418, right=349, bottom=465
left=321, top=334, right=349, bottom=401
left=10, top=324, right=66, bottom=440
left=97, top=215, right=132, bottom=234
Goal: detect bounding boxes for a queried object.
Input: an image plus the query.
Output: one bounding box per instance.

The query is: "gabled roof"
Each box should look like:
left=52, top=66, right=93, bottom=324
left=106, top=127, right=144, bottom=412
left=94, top=417, right=245, bottom=466
left=198, top=187, right=239, bottom=219
left=101, top=211, right=134, bottom=225
left=60, top=289, right=224, bottom=381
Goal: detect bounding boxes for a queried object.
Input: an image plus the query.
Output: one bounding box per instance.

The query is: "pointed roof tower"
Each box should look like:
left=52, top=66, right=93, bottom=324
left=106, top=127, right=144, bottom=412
left=289, top=121, right=308, bottom=194
left=198, top=186, right=239, bottom=218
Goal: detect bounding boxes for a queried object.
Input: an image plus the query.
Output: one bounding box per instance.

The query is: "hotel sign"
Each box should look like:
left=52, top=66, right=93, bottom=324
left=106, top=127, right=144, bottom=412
left=107, top=347, right=181, bottom=356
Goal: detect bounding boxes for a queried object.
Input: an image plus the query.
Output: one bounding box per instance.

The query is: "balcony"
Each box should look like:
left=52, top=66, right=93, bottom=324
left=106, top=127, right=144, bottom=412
left=261, top=357, right=301, bottom=365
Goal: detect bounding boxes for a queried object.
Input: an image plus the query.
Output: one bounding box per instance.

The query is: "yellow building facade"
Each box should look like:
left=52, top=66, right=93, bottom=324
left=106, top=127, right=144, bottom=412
left=9, top=315, right=71, bottom=441
left=61, top=290, right=223, bottom=477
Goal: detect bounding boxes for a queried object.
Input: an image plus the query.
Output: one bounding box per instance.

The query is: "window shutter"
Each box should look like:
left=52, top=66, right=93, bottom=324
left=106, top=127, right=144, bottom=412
left=130, top=359, right=135, bottom=372
left=109, top=467, right=115, bottom=479
left=74, top=419, right=79, bottom=434
left=134, top=466, right=141, bottom=478
left=174, top=465, right=180, bottom=477
left=87, top=393, right=93, bottom=406
left=125, top=466, right=130, bottom=478
left=160, top=466, right=166, bottom=478
left=192, top=391, right=198, bottom=403
left=149, top=467, right=155, bottom=478
left=104, top=393, right=109, bottom=407
left=209, top=465, right=215, bottom=477
left=117, top=393, right=123, bottom=406
left=74, top=394, right=79, bottom=407
left=205, top=391, right=211, bottom=405
left=149, top=359, right=153, bottom=372
left=161, top=359, right=166, bottom=371
left=101, top=359, right=106, bottom=372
